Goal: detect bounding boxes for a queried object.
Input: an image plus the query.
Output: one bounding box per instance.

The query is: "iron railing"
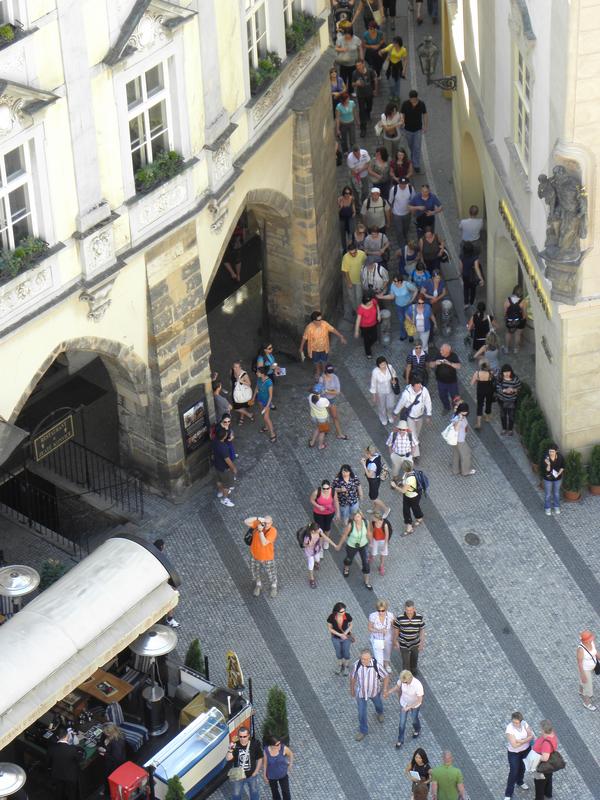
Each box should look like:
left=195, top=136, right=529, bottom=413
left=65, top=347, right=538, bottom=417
left=41, top=439, right=144, bottom=517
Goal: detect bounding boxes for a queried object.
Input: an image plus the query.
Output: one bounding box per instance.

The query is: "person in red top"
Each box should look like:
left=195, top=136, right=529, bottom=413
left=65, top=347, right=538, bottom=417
left=354, top=291, right=380, bottom=358
left=531, top=719, right=559, bottom=800
left=244, top=516, right=278, bottom=598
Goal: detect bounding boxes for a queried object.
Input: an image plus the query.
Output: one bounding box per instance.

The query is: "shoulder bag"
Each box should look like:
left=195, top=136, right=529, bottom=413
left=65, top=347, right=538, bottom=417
left=441, top=421, right=458, bottom=446
left=366, top=0, right=384, bottom=25
left=233, top=373, right=253, bottom=404
left=580, top=643, right=600, bottom=675
left=536, top=743, right=566, bottom=775
left=244, top=528, right=254, bottom=546
left=388, top=366, right=401, bottom=395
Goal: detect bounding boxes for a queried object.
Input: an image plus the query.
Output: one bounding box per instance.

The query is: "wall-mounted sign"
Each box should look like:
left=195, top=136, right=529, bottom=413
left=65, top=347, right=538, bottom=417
left=178, top=385, right=209, bottom=455
left=33, top=415, right=75, bottom=461
left=498, top=200, right=552, bottom=319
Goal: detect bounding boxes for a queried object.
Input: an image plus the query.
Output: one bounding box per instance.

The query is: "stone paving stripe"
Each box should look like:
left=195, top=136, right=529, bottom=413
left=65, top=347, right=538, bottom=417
left=335, top=362, right=600, bottom=796
left=271, top=443, right=495, bottom=800
left=458, top=376, right=600, bottom=619
left=200, top=503, right=373, bottom=799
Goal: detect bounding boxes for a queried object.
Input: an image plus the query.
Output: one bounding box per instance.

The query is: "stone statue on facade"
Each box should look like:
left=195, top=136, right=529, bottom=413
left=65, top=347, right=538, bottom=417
left=537, top=166, right=587, bottom=264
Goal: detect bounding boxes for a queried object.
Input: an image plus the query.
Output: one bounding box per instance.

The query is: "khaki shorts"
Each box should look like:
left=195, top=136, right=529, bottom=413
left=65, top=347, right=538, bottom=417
left=215, top=468, right=234, bottom=489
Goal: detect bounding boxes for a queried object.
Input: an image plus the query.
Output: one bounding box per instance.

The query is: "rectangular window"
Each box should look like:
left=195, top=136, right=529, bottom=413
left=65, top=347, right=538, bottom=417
left=283, top=0, right=294, bottom=26
left=0, top=141, right=36, bottom=250
left=126, top=61, right=171, bottom=174
left=246, top=0, right=267, bottom=69
left=0, top=0, right=15, bottom=25
left=514, top=50, right=531, bottom=170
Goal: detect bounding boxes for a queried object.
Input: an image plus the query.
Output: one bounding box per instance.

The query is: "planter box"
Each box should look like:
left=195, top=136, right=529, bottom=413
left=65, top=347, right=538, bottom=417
left=0, top=244, right=65, bottom=332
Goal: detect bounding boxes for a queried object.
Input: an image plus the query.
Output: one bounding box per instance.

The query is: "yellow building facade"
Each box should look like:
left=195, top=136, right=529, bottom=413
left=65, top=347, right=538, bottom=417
left=0, top=0, right=338, bottom=488
left=444, top=0, right=600, bottom=455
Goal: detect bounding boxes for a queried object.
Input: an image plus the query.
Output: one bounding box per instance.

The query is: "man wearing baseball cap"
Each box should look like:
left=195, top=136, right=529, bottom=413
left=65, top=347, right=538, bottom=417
left=361, top=186, right=391, bottom=233
left=389, top=176, right=415, bottom=249
left=347, top=143, right=371, bottom=204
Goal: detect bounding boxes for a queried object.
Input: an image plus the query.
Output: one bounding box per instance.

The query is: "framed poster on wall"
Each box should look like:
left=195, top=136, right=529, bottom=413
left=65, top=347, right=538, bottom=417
left=178, top=385, right=209, bottom=454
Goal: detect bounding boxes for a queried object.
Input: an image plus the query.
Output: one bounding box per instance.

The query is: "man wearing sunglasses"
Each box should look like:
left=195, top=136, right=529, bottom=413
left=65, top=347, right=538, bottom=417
left=226, top=726, right=263, bottom=800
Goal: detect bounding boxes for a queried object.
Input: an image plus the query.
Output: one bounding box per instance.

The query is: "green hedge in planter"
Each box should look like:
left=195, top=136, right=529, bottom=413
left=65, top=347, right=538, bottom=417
left=562, top=449, right=586, bottom=494
left=588, top=444, right=600, bottom=486
left=0, top=24, right=15, bottom=43
left=0, top=237, right=49, bottom=279
left=165, top=776, right=185, bottom=800
left=184, top=638, right=205, bottom=675
left=515, top=394, right=535, bottom=432
left=134, top=150, right=184, bottom=193
left=250, top=51, right=282, bottom=95
left=39, top=559, right=70, bottom=591
left=285, top=11, right=317, bottom=52
left=262, top=686, right=289, bottom=743
left=525, top=418, right=548, bottom=462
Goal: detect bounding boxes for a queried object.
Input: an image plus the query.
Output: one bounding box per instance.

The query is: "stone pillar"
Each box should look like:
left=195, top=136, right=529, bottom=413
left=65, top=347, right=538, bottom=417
left=144, top=222, right=212, bottom=490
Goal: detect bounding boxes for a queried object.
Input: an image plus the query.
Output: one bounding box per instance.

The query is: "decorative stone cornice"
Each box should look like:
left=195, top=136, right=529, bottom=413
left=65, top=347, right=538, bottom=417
left=104, top=0, right=196, bottom=66
left=0, top=80, right=59, bottom=139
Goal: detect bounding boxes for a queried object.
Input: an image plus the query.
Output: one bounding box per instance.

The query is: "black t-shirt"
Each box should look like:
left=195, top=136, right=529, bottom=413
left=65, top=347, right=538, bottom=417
left=232, top=739, right=263, bottom=777
left=327, top=611, right=353, bottom=634
left=400, top=99, right=427, bottom=132
left=352, top=67, right=376, bottom=98
left=542, top=453, right=565, bottom=481
left=211, top=439, right=231, bottom=471
left=431, top=351, right=460, bottom=383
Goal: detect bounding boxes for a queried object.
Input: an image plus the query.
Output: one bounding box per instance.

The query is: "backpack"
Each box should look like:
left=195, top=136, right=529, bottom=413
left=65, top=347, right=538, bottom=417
left=353, top=656, right=380, bottom=678
left=410, top=469, right=429, bottom=496
left=505, top=297, right=523, bottom=330
left=373, top=517, right=393, bottom=541
left=296, top=526, right=310, bottom=549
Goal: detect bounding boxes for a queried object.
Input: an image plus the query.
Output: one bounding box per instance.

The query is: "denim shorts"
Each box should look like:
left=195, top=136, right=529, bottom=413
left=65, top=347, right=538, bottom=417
left=312, top=350, right=328, bottom=363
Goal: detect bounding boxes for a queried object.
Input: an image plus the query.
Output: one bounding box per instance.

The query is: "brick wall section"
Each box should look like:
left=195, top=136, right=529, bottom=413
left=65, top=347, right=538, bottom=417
left=145, top=221, right=213, bottom=489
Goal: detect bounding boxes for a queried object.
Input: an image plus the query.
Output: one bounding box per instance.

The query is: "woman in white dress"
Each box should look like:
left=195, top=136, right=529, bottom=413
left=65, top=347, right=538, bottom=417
left=368, top=599, right=395, bottom=673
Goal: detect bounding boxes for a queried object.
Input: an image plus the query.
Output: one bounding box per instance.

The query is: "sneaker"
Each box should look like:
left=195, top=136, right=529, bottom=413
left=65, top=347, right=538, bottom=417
left=270, top=585, right=278, bottom=598
left=220, top=497, right=235, bottom=507
left=355, top=732, right=366, bottom=741
left=165, top=617, right=180, bottom=628
left=465, top=469, right=476, bottom=475
left=309, top=579, right=316, bottom=588
left=395, top=741, right=403, bottom=749
left=376, top=713, right=384, bottom=723
left=216, top=491, right=223, bottom=498
left=545, top=509, right=552, bottom=516
left=253, top=583, right=261, bottom=597
left=514, top=347, right=520, bottom=354
left=583, top=702, right=597, bottom=711
left=412, top=731, right=420, bottom=738
left=553, top=508, right=561, bottom=515
left=518, top=784, right=529, bottom=790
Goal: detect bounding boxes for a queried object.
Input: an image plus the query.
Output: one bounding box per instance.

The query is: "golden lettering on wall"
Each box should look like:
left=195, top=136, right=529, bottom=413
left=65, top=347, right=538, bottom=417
left=498, top=200, right=552, bottom=319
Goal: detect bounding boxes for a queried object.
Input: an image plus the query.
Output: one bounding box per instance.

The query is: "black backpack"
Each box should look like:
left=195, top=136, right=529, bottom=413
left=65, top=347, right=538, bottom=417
left=374, top=518, right=393, bottom=541
left=353, top=656, right=380, bottom=677
left=505, top=297, right=523, bottom=330
left=296, top=526, right=310, bottom=549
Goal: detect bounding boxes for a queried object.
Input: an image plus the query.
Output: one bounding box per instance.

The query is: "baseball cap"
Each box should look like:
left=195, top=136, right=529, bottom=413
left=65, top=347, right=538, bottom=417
left=399, top=177, right=409, bottom=184
left=394, top=420, right=409, bottom=430
left=370, top=187, right=381, bottom=194
left=366, top=254, right=379, bottom=264
left=312, top=383, right=323, bottom=393
left=325, top=364, right=335, bottom=373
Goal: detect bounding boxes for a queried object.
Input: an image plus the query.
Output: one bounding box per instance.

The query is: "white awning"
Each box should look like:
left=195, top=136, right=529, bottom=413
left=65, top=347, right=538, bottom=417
left=0, top=536, right=179, bottom=749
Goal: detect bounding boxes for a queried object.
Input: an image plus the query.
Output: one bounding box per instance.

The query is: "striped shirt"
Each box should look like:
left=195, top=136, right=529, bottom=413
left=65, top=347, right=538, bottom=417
left=393, top=612, right=425, bottom=647
left=352, top=657, right=387, bottom=699
left=496, top=375, right=521, bottom=405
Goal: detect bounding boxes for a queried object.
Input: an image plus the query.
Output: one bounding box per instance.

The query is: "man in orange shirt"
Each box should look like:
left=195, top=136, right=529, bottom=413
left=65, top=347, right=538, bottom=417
left=299, top=311, right=347, bottom=380
left=244, top=516, right=278, bottom=598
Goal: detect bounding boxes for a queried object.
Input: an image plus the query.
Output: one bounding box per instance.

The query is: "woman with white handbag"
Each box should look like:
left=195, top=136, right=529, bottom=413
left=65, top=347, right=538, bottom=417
left=450, top=402, right=476, bottom=477
left=368, top=599, right=394, bottom=673
left=231, top=360, right=255, bottom=426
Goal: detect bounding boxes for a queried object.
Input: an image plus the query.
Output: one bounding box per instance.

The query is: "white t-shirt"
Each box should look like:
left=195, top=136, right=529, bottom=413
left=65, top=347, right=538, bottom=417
left=347, top=150, right=370, bottom=178
left=309, top=395, right=330, bottom=422
left=579, top=641, right=597, bottom=671
left=389, top=185, right=413, bottom=216
left=505, top=720, right=531, bottom=753
left=459, top=217, right=484, bottom=241
left=398, top=676, right=424, bottom=708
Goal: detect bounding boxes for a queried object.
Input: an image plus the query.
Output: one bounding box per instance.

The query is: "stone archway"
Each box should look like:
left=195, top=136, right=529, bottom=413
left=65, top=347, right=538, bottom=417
left=460, top=133, right=485, bottom=218
left=11, top=338, right=151, bottom=477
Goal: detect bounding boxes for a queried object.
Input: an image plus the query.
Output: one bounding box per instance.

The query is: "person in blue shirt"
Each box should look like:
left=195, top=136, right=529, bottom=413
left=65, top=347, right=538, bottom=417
left=408, top=184, right=442, bottom=237
left=253, top=367, right=277, bottom=442
left=378, top=275, right=418, bottom=341
left=405, top=298, right=435, bottom=351
left=410, top=262, right=431, bottom=290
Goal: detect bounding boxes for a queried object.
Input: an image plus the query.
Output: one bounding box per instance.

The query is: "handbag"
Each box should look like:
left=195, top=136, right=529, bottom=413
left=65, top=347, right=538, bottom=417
left=404, top=316, right=417, bottom=338
left=441, top=421, right=458, bottom=446
left=380, top=464, right=390, bottom=481
left=366, top=0, right=384, bottom=25
left=537, top=750, right=566, bottom=775
left=388, top=366, right=401, bottom=395
left=374, top=120, right=384, bottom=137
left=244, top=528, right=254, bottom=546
left=233, top=378, right=252, bottom=404
left=580, top=643, right=600, bottom=675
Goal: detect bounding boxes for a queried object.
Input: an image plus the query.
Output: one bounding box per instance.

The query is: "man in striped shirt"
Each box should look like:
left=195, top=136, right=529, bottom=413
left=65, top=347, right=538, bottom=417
left=393, top=600, right=426, bottom=674
left=350, top=648, right=390, bottom=740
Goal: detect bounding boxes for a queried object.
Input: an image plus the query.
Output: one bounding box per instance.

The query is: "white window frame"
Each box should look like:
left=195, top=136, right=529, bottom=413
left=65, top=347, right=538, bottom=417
left=0, top=136, right=38, bottom=251
left=0, top=0, right=15, bottom=25
left=283, top=0, right=294, bottom=26
left=513, top=47, right=531, bottom=172
left=126, top=59, right=173, bottom=175
left=246, top=0, right=268, bottom=69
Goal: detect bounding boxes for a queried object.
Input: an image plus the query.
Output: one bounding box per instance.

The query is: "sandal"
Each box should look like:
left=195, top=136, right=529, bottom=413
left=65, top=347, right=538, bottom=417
left=261, top=426, right=268, bottom=433
left=343, top=568, right=350, bottom=578
left=318, top=443, right=328, bottom=450
left=414, top=519, right=423, bottom=527
left=364, top=583, right=373, bottom=590
left=403, top=527, right=414, bottom=536
left=308, top=440, right=315, bottom=448
left=270, top=434, right=277, bottom=443
left=336, top=435, right=349, bottom=440
left=237, top=418, right=245, bottom=427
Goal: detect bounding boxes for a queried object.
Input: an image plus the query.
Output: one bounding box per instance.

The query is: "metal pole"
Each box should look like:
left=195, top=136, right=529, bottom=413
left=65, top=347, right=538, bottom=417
left=248, top=677, right=254, bottom=738
left=204, top=655, right=209, bottom=680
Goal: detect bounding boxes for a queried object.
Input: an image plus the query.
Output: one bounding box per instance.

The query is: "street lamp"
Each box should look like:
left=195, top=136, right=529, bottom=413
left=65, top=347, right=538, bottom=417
left=417, top=36, right=457, bottom=91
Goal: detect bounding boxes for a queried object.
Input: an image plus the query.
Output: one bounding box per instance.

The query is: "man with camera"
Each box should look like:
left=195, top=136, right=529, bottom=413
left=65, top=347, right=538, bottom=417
left=226, top=726, right=263, bottom=800
left=244, top=516, right=278, bottom=598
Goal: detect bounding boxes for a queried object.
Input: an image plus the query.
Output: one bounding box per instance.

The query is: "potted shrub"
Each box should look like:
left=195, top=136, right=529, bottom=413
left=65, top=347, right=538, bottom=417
left=525, top=419, right=547, bottom=468
left=515, top=394, right=535, bottom=433
left=588, top=444, right=600, bottom=495
left=39, top=558, right=70, bottom=591
left=0, top=237, right=49, bottom=279
left=184, top=638, right=205, bottom=675
left=134, top=150, right=184, bottom=193
left=262, top=686, right=289, bottom=744
left=562, top=449, right=585, bottom=501
left=165, top=776, right=185, bottom=800
left=0, top=24, right=15, bottom=44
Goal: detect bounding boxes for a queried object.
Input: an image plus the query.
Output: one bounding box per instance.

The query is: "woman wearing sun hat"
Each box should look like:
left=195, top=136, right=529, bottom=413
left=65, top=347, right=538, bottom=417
left=577, top=630, right=598, bottom=711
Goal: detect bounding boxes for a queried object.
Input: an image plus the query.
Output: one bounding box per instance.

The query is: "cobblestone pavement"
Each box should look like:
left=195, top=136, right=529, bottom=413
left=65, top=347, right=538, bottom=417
left=2, top=8, right=598, bottom=800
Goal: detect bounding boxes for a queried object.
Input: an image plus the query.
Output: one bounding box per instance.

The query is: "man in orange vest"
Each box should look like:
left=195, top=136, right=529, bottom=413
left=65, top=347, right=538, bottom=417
left=244, top=516, right=278, bottom=598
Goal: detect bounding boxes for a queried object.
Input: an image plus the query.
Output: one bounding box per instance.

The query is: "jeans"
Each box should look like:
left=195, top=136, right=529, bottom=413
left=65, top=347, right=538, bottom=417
left=331, top=634, right=351, bottom=660
left=231, top=774, right=261, bottom=800
left=544, top=479, right=562, bottom=511
left=339, top=216, right=356, bottom=251
left=338, top=121, right=355, bottom=153
left=339, top=501, right=360, bottom=526
left=357, top=692, right=384, bottom=733
left=437, top=380, right=458, bottom=411
left=268, top=775, right=291, bottom=800
left=395, top=303, right=409, bottom=339
left=500, top=402, right=516, bottom=431
left=400, top=645, right=419, bottom=673
left=397, top=706, right=421, bottom=743
left=344, top=543, right=370, bottom=573
left=505, top=748, right=529, bottom=798
left=463, top=277, right=478, bottom=306
left=427, top=0, right=439, bottom=19
left=404, top=129, right=423, bottom=169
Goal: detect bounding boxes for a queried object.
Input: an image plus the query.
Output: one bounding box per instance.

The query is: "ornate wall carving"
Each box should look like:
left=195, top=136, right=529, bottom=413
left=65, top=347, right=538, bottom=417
left=0, top=261, right=56, bottom=329
left=79, top=278, right=117, bottom=322
left=127, top=12, right=167, bottom=53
